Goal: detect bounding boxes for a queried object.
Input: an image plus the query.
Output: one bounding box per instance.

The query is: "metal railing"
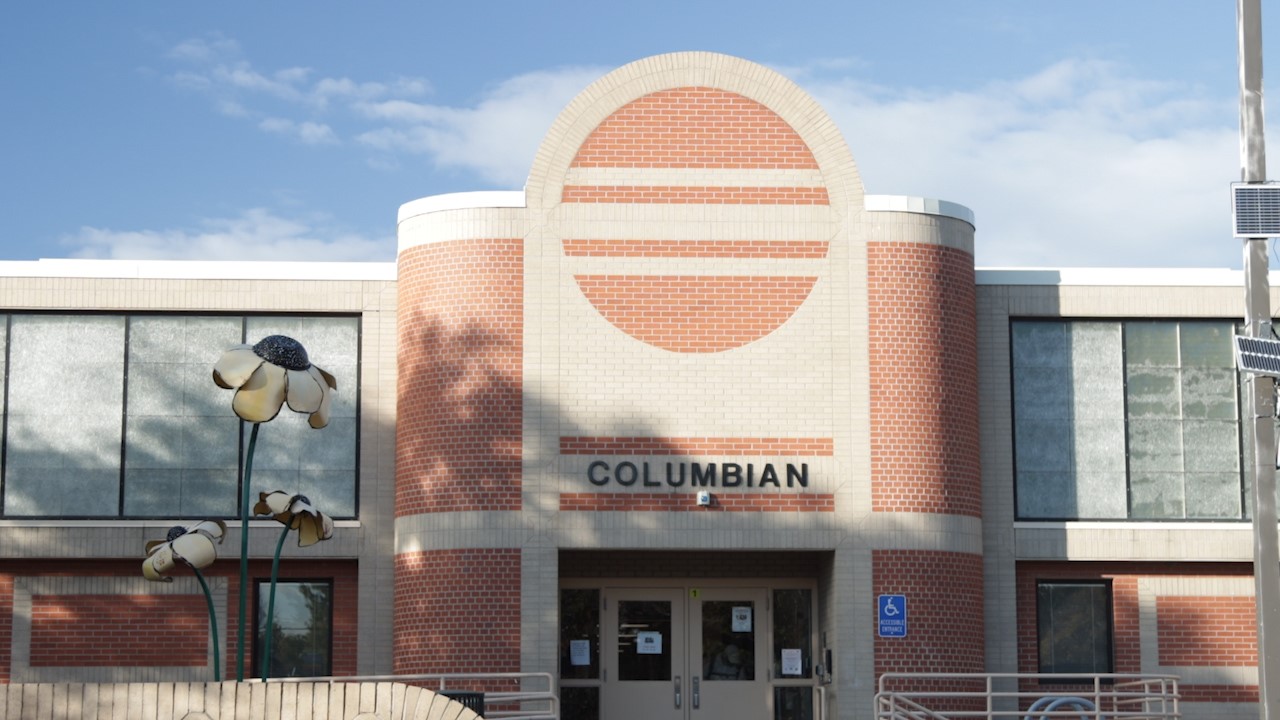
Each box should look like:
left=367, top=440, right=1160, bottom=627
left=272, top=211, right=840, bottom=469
left=875, top=673, right=1179, bottom=720
left=264, top=671, right=559, bottom=720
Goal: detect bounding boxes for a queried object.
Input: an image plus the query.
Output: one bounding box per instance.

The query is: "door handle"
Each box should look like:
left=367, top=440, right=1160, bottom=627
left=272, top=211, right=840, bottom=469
left=692, top=676, right=700, bottom=709
left=674, top=675, right=681, bottom=709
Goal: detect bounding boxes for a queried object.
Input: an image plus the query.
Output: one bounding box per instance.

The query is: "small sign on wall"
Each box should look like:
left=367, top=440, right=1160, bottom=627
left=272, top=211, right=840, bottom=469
left=878, top=595, right=907, bottom=638
left=636, top=631, right=663, bottom=654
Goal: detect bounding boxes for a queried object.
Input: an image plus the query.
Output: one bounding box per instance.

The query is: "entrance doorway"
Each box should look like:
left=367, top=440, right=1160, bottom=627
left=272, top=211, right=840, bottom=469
left=561, top=581, right=817, bottom=720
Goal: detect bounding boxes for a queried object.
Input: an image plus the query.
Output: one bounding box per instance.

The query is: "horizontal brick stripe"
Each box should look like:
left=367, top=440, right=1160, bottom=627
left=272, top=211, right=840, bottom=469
left=1179, top=684, right=1258, bottom=703
left=559, top=436, right=833, bottom=456
left=560, top=492, right=834, bottom=512
left=562, top=239, right=830, bottom=259
left=31, top=594, right=207, bottom=667
left=561, top=185, right=829, bottom=204
left=571, top=87, right=819, bottom=170
left=574, top=274, right=817, bottom=353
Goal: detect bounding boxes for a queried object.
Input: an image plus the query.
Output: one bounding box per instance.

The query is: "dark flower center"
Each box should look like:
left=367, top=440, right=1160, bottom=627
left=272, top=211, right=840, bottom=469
left=166, top=526, right=186, bottom=542
left=253, top=335, right=310, bottom=371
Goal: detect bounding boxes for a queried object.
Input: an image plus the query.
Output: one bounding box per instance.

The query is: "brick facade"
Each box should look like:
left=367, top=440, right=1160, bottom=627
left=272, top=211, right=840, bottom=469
left=30, top=594, right=208, bottom=667
left=392, top=550, right=521, bottom=675
left=0, top=49, right=1260, bottom=720
left=568, top=87, right=820, bottom=170
left=559, top=492, right=835, bottom=512
left=573, top=275, right=818, bottom=352
left=873, top=550, right=986, bottom=675
left=868, top=242, right=981, bottom=517
left=1157, top=596, right=1257, bottom=666
left=0, top=559, right=357, bottom=682
left=395, top=238, right=524, bottom=516
left=1016, top=562, right=1257, bottom=704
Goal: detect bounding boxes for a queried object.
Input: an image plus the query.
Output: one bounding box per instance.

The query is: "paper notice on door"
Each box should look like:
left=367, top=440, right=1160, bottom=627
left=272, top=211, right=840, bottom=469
left=732, top=606, right=752, bottom=632
left=781, top=648, right=803, bottom=676
left=570, top=639, right=591, bottom=666
left=636, top=631, right=663, bottom=654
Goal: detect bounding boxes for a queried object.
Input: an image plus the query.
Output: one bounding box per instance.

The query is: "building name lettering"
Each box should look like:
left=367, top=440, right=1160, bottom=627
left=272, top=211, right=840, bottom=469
left=587, top=461, right=809, bottom=489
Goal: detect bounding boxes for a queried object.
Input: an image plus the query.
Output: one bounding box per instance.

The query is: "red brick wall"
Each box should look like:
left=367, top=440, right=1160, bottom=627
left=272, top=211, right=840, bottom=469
left=873, top=550, right=985, bottom=675
left=569, top=87, right=819, bottom=170
left=30, top=595, right=207, bottom=667
left=1017, top=562, right=1256, bottom=702
left=0, top=576, right=11, bottom=683
left=560, top=437, right=833, bottom=455
left=1157, top=596, right=1257, bottom=666
left=393, top=549, right=521, bottom=675
left=396, top=239, right=523, bottom=516
left=561, top=186, right=828, bottom=204
left=868, top=242, right=980, bottom=517
left=560, top=493, right=834, bottom=512
left=573, top=275, right=817, bottom=353
left=562, top=239, right=830, bottom=259
left=0, top=559, right=357, bottom=681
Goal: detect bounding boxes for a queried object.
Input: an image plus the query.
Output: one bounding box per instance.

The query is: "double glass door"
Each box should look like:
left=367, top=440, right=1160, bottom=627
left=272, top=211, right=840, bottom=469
left=601, top=587, right=771, bottom=720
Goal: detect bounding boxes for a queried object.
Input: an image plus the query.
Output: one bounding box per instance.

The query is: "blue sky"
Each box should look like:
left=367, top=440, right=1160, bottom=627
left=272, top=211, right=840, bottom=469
left=1, top=2, right=1270, bottom=267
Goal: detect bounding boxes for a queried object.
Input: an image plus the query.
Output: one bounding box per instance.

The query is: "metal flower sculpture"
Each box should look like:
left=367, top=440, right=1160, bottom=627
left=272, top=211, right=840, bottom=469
left=255, top=491, right=335, bottom=547
left=212, top=334, right=338, bottom=681
left=212, top=335, right=337, bottom=428
left=142, top=521, right=228, bottom=680
left=255, top=491, right=334, bottom=680
left=142, top=520, right=227, bottom=581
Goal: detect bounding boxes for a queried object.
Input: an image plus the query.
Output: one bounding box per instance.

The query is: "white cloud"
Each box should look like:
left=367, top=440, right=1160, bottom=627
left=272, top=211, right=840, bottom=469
left=161, top=37, right=1246, bottom=268
left=804, top=59, right=1241, bottom=267
left=62, top=209, right=393, bottom=262
left=259, top=117, right=339, bottom=145
left=166, top=34, right=430, bottom=140
left=354, top=66, right=608, bottom=186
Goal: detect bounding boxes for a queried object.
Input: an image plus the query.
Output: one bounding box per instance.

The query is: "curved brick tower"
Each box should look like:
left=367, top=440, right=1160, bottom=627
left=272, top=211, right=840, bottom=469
left=394, top=52, right=980, bottom=718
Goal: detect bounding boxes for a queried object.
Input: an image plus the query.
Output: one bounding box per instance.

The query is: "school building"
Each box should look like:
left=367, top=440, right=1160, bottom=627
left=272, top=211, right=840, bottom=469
left=0, top=52, right=1263, bottom=720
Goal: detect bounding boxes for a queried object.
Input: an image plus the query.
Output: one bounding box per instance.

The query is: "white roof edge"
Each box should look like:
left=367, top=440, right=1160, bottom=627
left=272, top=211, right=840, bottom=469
left=976, top=267, right=1250, bottom=286
left=863, top=194, right=975, bottom=227
left=0, top=258, right=397, bottom=281
left=397, top=190, right=527, bottom=224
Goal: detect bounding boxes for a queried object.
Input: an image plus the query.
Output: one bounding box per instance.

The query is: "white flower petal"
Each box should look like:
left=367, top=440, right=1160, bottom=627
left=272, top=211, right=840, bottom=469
left=232, top=363, right=287, bottom=423
left=189, top=520, right=227, bottom=542
left=285, top=368, right=324, bottom=413
left=295, top=512, right=334, bottom=547
left=314, top=365, right=337, bottom=391
left=143, top=545, right=178, bottom=581
left=213, top=345, right=263, bottom=389
left=171, top=533, right=217, bottom=570
left=308, top=384, right=332, bottom=429
left=254, top=490, right=294, bottom=522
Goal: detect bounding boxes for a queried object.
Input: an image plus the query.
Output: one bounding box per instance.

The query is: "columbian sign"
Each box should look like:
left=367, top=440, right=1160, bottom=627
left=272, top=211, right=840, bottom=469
left=586, top=461, right=809, bottom=488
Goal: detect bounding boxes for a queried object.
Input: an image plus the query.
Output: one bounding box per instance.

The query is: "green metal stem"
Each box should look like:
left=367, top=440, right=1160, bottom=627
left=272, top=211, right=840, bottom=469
left=262, top=523, right=291, bottom=681
left=192, top=567, right=221, bottom=682
left=236, top=422, right=261, bottom=682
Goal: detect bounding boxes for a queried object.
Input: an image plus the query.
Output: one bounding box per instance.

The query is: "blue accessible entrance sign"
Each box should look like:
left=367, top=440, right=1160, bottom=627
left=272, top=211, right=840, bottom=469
left=878, top=594, right=907, bottom=637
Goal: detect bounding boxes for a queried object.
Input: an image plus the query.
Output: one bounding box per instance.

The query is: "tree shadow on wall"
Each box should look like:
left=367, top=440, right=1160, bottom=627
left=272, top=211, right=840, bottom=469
left=395, top=309, right=685, bottom=520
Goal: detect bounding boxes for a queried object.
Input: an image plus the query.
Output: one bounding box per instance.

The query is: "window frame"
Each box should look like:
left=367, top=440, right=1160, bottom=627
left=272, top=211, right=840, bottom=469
left=0, top=310, right=362, bottom=520
left=1035, top=579, right=1115, bottom=677
left=1010, top=317, right=1246, bottom=522
left=251, top=577, right=335, bottom=679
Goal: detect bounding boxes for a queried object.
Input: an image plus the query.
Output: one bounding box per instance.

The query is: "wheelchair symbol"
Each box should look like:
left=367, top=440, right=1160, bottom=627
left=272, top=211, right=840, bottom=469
left=883, top=599, right=900, bottom=616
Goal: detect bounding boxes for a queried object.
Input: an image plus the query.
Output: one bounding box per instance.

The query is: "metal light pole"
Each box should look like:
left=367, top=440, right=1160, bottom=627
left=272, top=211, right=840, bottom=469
left=1239, top=2, right=1280, bottom=719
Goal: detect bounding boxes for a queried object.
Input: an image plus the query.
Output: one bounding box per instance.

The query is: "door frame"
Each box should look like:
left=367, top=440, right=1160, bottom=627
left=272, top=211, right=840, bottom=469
left=560, top=577, right=820, bottom=720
